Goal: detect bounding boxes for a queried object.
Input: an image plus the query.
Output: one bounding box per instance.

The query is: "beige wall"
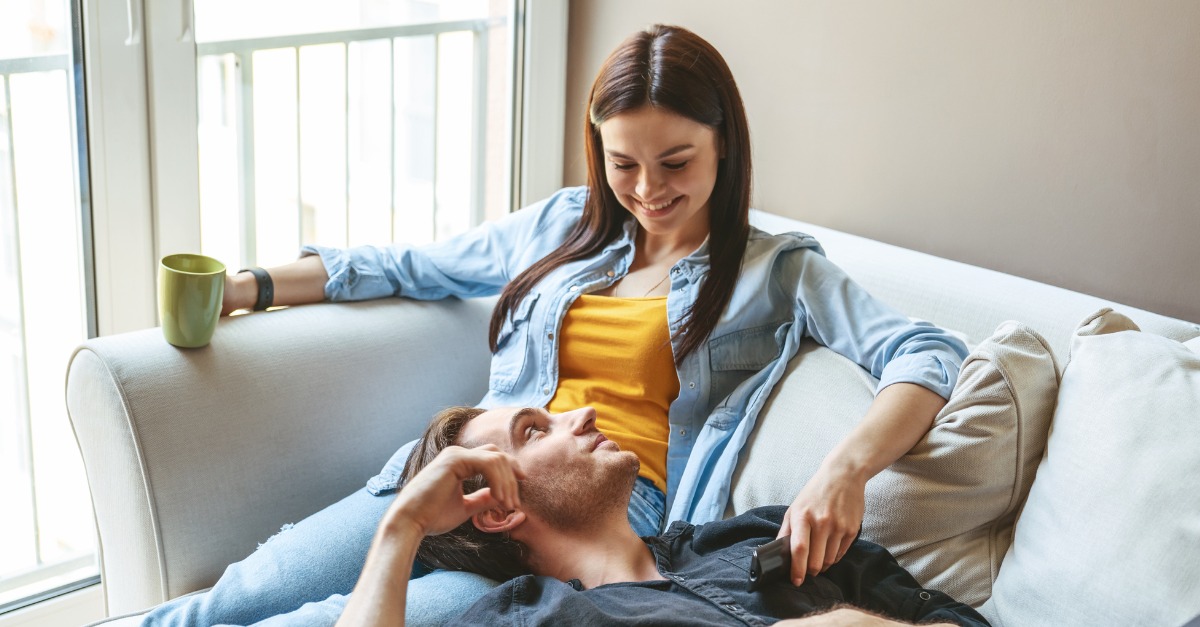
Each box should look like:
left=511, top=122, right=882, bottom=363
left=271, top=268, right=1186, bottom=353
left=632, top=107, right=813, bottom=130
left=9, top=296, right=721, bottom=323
left=563, top=0, right=1200, bottom=323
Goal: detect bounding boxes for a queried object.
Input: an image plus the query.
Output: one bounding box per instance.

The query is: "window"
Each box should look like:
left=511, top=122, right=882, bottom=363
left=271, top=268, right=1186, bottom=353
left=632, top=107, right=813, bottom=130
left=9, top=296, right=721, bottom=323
left=0, top=0, right=99, bottom=613
left=190, top=0, right=518, bottom=271
left=0, top=0, right=565, bottom=620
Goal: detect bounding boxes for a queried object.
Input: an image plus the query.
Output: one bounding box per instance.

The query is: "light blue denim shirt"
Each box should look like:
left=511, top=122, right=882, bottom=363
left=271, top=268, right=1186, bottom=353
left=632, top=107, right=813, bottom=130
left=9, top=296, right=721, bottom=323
left=303, top=186, right=968, bottom=527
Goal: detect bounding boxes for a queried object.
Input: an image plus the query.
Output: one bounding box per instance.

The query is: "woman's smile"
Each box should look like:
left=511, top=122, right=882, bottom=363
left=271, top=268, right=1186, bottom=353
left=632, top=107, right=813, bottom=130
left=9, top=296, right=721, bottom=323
left=599, top=105, right=720, bottom=250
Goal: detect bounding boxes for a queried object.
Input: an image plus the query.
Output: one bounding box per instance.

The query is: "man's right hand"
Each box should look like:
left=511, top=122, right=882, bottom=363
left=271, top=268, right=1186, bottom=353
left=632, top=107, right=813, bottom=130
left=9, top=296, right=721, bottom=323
left=387, top=444, right=525, bottom=537
left=337, top=444, right=526, bottom=627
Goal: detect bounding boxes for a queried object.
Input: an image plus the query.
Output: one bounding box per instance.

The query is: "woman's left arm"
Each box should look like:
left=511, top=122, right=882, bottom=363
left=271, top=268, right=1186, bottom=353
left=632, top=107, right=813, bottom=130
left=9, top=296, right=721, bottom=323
left=777, top=247, right=968, bottom=586
left=777, top=382, right=946, bottom=586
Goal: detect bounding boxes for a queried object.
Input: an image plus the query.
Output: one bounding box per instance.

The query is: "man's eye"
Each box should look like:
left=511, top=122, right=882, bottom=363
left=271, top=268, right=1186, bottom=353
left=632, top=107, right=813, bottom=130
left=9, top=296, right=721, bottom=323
left=663, top=161, right=688, bottom=170
left=525, top=425, right=546, bottom=439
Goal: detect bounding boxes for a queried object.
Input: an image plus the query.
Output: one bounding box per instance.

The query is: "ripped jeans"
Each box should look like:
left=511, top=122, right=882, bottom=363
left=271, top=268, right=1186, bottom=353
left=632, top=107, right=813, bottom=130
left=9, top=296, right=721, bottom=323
left=141, top=442, right=666, bottom=626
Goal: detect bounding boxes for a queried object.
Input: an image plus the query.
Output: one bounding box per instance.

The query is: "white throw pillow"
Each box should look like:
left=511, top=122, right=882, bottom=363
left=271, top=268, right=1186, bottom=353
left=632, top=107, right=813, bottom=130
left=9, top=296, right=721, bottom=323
left=731, top=320, right=1059, bottom=606
left=980, top=309, right=1200, bottom=627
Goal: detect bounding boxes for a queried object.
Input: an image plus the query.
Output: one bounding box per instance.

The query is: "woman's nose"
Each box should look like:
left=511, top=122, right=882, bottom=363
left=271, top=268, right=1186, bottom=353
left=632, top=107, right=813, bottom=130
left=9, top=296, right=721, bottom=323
left=636, top=168, right=661, bottom=200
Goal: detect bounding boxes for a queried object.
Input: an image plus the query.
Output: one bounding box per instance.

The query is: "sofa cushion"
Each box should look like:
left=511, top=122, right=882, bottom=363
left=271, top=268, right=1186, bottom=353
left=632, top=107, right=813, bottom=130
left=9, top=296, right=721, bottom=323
left=980, top=309, right=1200, bottom=627
left=730, top=320, right=1058, bottom=607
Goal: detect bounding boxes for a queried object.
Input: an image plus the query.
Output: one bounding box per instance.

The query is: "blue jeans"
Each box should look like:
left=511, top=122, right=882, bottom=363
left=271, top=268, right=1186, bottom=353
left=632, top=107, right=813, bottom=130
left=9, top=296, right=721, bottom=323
left=142, top=448, right=665, bottom=626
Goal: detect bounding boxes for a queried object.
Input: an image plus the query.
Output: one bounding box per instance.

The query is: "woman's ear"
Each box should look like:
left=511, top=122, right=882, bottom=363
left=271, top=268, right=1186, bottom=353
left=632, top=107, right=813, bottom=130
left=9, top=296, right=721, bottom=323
left=472, top=507, right=527, bottom=534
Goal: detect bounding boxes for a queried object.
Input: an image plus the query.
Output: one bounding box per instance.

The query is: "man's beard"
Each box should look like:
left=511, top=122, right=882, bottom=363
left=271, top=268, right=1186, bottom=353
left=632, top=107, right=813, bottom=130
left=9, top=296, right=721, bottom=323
left=519, top=450, right=640, bottom=532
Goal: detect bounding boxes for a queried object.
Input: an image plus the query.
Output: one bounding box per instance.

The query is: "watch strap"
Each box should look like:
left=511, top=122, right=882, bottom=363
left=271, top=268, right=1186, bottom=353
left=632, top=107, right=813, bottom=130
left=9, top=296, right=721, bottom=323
left=237, top=267, right=274, bottom=311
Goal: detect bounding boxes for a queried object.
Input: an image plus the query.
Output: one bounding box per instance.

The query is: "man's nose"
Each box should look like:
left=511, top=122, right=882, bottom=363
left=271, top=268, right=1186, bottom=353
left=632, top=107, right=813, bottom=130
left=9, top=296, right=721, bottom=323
left=562, top=406, right=597, bottom=434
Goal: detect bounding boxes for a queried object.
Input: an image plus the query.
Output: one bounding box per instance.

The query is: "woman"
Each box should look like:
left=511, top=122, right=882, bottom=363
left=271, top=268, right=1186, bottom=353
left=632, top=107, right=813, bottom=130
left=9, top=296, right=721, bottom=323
left=149, top=24, right=966, bottom=626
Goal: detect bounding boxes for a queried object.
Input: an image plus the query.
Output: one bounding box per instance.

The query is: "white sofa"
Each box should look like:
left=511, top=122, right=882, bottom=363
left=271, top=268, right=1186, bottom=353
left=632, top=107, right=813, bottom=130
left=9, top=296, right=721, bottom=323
left=67, top=211, right=1200, bottom=626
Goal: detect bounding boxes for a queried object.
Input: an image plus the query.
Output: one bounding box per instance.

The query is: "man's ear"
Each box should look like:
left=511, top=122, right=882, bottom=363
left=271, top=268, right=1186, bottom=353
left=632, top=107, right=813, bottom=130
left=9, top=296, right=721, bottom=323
left=472, top=507, right=526, bottom=534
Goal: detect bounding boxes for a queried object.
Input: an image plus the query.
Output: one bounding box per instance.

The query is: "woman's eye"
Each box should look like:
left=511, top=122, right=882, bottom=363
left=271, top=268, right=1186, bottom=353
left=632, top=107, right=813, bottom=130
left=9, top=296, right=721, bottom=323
left=662, top=161, right=688, bottom=170
left=610, top=162, right=635, bottom=171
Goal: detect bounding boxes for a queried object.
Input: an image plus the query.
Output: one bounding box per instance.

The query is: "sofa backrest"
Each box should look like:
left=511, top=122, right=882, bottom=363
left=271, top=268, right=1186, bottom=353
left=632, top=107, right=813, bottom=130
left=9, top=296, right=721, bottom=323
left=750, top=210, right=1200, bottom=359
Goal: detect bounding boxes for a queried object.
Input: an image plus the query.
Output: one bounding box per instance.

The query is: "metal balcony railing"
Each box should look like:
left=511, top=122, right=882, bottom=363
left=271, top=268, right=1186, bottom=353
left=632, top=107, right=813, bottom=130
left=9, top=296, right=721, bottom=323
left=196, top=19, right=492, bottom=267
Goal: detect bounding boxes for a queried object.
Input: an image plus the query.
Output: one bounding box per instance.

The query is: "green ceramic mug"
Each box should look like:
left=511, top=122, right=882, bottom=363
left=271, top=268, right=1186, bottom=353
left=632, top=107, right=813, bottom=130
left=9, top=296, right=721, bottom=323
left=159, top=253, right=226, bottom=348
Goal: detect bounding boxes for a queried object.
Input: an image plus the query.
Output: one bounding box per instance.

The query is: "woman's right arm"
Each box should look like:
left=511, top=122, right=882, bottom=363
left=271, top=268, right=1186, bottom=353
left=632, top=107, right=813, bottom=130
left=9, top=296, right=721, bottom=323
left=222, top=255, right=328, bottom=315
left=221, top=186, right=586, bottom=315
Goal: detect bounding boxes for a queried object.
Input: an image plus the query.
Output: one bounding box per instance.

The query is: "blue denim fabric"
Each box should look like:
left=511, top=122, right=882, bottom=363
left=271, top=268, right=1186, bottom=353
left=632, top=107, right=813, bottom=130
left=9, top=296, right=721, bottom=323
left=141, top=486, right=388, bottom=626
left=143, top=450, right=666, bottom=626
left=239, top=573, right=502, bottom=627
left=304, top=186, right=969, bottom=525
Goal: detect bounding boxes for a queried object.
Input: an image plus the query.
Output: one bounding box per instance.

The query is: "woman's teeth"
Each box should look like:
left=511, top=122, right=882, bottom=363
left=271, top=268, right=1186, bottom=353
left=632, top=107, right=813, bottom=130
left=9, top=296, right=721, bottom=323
left=641, top=197, right=676, bottom=211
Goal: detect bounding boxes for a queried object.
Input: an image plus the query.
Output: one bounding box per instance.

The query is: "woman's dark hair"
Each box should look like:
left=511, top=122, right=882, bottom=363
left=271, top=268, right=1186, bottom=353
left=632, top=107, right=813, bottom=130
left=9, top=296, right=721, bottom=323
left=488, top=24, right=752, bottom=363
left=402, top=406, right=531, bottom=582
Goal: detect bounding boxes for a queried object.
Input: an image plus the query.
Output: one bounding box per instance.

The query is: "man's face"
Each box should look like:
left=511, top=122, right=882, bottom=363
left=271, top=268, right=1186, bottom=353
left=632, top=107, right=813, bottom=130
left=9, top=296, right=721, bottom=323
left=458, top=406, right=640, bottom=530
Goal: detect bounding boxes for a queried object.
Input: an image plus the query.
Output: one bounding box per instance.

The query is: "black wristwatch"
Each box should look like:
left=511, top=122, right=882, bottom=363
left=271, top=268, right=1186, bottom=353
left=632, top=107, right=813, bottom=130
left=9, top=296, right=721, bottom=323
left=237, top=267, right=274, bottom=311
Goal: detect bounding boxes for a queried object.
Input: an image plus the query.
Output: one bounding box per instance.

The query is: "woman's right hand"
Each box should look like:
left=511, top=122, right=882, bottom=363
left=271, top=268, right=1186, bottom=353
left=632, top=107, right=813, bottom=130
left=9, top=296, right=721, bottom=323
left=221, top=256, right=330, bottom=315
left=221, top=271, right=256, bottom=316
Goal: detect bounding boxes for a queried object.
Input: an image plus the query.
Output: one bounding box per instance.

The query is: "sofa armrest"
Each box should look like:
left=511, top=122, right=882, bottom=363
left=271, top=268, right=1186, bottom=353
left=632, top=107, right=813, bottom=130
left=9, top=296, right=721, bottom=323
left=66, top=298, right=494, bottom=616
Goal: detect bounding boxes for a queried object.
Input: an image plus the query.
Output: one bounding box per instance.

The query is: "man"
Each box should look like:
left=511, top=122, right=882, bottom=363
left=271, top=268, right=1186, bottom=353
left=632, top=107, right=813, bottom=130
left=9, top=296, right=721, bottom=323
left=337, top=406, right=989, bottom=626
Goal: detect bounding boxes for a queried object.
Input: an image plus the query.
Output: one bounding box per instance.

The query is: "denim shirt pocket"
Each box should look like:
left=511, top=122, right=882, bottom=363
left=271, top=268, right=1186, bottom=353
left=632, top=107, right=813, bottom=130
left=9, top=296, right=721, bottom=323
left=716, top=545, right=754, bottom=573
left=707, top=322, right=788, bottom=424
left=488, top=293, right=540, bottom=394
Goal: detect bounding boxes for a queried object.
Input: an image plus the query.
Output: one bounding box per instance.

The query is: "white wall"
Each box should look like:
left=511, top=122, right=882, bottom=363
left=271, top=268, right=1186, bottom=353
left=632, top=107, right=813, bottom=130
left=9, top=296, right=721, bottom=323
left=563, top=0, right=1200, bottom=323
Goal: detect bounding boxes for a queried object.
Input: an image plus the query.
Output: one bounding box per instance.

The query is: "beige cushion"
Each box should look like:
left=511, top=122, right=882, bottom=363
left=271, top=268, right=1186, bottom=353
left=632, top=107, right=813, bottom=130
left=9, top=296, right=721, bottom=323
left=730, top=321, right=1059, bottom=606
left=980, top=309, right=1200, bottom=627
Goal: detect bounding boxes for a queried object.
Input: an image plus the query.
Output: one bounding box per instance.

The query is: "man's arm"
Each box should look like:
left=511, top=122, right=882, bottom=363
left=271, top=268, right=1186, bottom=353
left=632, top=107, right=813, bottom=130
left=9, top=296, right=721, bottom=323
left=777, top=606, right=956, bottom=626
left=335, top=445, right=524, bottom=627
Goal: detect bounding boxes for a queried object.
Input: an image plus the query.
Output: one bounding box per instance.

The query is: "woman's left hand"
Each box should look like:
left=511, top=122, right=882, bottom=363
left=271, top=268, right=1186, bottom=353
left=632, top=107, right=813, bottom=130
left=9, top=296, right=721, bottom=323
left=777, top=466, right=866, bottom=586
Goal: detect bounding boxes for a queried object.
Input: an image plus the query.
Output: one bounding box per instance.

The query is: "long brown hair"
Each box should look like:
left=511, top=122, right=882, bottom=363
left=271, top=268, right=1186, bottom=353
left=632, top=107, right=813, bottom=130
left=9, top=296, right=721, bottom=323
left=402, top=406, right=532, bottom=582
left=488, top=24, right=752, bottom=363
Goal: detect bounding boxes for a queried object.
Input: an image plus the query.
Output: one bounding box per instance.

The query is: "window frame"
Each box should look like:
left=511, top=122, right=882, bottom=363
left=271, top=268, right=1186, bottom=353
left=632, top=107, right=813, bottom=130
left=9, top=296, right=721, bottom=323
left=0, top=0, right=567, bottom=621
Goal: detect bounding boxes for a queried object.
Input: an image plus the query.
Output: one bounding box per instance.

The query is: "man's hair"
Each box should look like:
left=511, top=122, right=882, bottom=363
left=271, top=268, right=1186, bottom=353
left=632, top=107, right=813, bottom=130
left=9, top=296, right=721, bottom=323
left=401, top=406, right=532, bottom=582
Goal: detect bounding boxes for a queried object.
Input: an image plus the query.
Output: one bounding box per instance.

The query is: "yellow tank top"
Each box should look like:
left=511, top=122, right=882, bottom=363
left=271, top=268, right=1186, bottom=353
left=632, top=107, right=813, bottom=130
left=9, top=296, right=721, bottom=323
left=547, top=295, right=679, bottom=493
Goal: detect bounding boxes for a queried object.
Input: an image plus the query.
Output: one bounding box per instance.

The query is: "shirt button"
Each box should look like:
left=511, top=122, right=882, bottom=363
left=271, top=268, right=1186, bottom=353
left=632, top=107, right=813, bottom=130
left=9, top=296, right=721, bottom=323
left=671, top=267, right=680, bottom=275
left=919, top=591, right=932, bottom=601
left=606, top=270, right=615, bottom=277
left=688, top=381, right=695, bottom=389
left=678, top=429, right=686, bottom=436
left=722, top=603, right=739, bottom=611
left=542, top=387, right=550, bottom=395
left=569, top=285, right=579, bottom=292
left=547, top=332, right=554, bottom=340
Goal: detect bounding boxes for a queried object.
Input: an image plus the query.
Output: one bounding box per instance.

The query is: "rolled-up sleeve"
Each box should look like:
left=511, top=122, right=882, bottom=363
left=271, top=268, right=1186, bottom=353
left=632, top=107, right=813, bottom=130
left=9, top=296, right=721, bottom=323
left=794, top=251, right=968, bottom=400
left=300, top=187, right=586, bottom=302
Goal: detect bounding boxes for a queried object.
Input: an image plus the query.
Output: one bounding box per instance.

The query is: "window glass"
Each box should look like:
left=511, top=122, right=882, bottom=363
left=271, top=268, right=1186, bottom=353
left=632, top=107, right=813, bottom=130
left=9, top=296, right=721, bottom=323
left=0, top=0, right=97, bottom=609
left=195, top=0, right=513, bottom=270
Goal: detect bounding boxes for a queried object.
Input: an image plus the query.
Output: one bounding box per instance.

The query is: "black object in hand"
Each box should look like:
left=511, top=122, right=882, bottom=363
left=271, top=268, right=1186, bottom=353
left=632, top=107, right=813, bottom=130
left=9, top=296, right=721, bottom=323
left=748, top=536, right=791, bottom=591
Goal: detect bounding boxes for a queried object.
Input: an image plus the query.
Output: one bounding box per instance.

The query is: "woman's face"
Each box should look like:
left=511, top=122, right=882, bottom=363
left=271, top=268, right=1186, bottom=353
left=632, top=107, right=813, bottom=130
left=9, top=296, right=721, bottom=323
left=598, top=105, right=720, bottom=246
